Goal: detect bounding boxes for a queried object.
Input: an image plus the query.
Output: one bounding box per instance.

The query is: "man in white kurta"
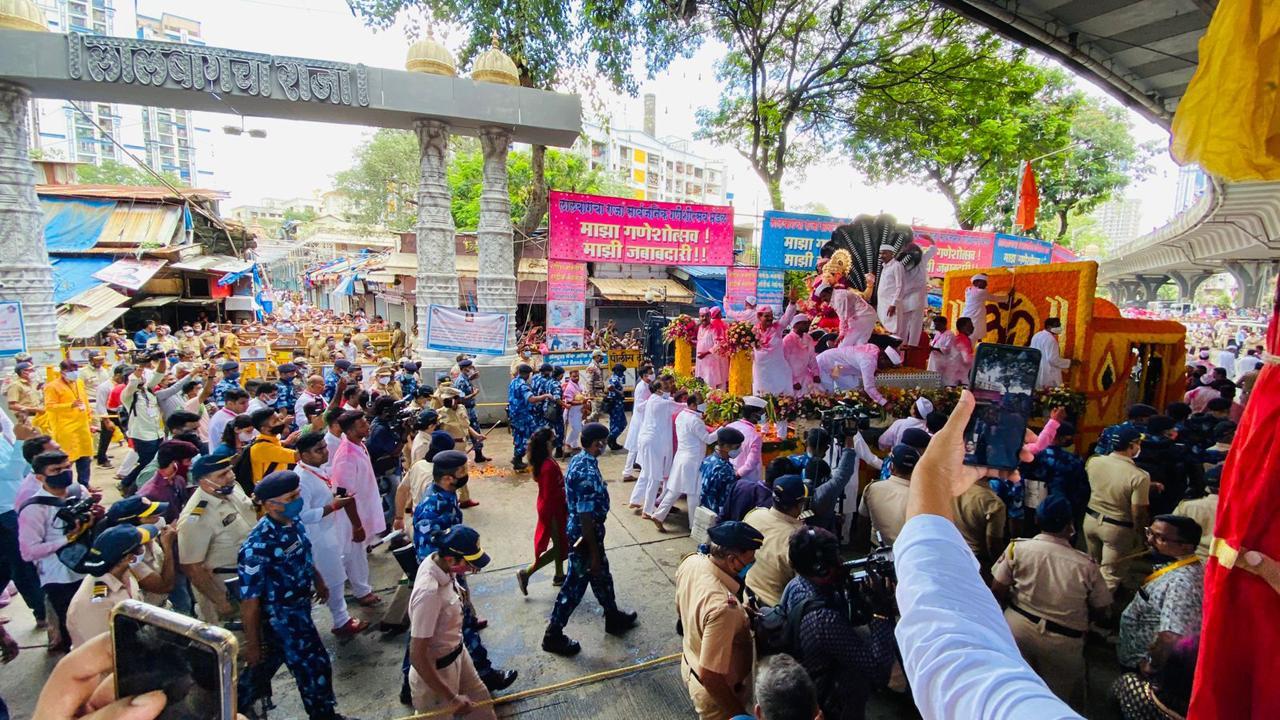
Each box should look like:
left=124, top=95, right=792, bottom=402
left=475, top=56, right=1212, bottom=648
left=875, top=245, right=903, bottom=334
left=620, top=372, right=653, bottom=482
left=651, top=400, right=719, bottom=527
left=631, top=386, right=680, bottom=517
left=1029, top=319, right=1071, bottom=389
left=815, top=344, right=901, bottom=405
left=878, top=397, right=933, bottom=450
left=295, top=434, right=365, bottom=635
left=896, top=244, right=936, bottom=347
left=961, top=273, right=1009, bottom=343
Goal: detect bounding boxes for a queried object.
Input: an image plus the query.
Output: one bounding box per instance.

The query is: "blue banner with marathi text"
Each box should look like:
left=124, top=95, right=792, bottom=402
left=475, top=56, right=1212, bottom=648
left=993, top=233, right=1053, bottom=267
left=756, top=270, right=786, bottom=314
left=759, top=210, right=853, bottom=270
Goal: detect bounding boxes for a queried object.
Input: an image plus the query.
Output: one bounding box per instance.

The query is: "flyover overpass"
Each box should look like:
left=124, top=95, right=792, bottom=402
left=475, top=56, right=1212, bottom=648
left=936, top=0, right=1280, bottom=307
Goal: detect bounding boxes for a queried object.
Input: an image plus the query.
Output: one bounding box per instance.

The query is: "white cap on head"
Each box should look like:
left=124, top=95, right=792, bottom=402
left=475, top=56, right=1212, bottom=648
left=915, top=397, right=934, bottom=416
left=972, top=273, right=989, bottom=282
left=884, top=347, right=903, bottom=365
left=743, top=395, right=767, bottom=409
left=745, top=295, right=757, bottom=306
left=879, top=244, right=896, bottom=254
left=790, top=314, right=811, bottom=328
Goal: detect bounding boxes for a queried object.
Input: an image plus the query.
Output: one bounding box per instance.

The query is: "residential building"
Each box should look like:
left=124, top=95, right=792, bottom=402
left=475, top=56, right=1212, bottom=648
left=574, top=94, right=728, bottom=205
left=1174, top=165, right=1211, bottom=213
left=26, top=4, right=214, bottom=186
left=228, top=196, right=328, bottom=225
left=1094, top=197, right=1143, bottom=251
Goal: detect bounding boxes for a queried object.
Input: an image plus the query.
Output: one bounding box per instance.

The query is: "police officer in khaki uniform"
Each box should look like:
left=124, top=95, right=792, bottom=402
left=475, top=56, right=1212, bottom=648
left=407, top=525, right=496, bottom=718
left=991, top=495, right=1112, bottom=704
left=66, top=523, right=172, bottom=649
left=743, top=475, right=807, bottom=607
left=856, top=444, right=920, bottom=546
left=1083, top=427, right=1151, bottom=591
left=953, top=470, right=1008, bottom=572
left=675, top=521, right=763, bottom=720
left=177, top=451, right=256, bottom=622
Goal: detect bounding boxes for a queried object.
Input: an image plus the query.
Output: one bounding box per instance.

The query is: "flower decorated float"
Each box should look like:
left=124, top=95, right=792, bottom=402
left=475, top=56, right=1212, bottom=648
left=940, top=260, right=1186, bottom=449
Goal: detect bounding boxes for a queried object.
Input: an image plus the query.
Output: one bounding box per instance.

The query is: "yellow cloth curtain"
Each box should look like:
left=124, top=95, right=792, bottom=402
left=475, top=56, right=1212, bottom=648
left=1170, top=0, right=1280, bottom=180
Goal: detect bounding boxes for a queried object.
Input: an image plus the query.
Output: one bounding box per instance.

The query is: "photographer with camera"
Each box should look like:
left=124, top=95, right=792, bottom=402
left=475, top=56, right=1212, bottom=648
left=18, top=451, right=96, bottom=653
left=744, top=475, right=808, bottom=607
left=368, top=396, right=411, bottom=526
left=778, top=526, right=896, bottom=720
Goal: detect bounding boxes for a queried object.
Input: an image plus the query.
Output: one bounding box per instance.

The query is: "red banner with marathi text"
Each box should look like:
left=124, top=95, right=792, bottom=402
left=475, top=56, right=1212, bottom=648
left=910, top=226, right=995, bottom=277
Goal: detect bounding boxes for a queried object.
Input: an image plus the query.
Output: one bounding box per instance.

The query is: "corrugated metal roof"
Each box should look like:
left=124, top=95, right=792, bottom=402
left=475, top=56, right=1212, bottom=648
left=170, top=255, right=254, bottom=274
left=96, top=205, right=182, bottom=248
left=42, top=197, right=115, bottom=252
left=380, top=255, right=548, bottom=281
left=589, top=278, right=693, bottom=302
left=675, top=265, right=726, bottom=279
left=62, top=284, right=129, bottom=310
left=58, top=284, right=129, bottom=338
left=131, top=296, right=180, bottom=307
left=50, top=256, right=115, bottom=304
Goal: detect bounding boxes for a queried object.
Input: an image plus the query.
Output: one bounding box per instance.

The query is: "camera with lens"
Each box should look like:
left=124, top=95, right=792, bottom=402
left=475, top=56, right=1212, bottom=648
left=841, top=546, right=896, bottom=626
left=384, top=397, right=420, bottom=438
left=820, top=399, right=878, bottom=441
left=56, top=497, right=98, bottom=538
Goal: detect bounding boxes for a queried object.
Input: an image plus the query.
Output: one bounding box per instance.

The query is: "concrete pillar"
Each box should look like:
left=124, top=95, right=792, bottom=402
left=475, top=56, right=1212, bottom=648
left=1135, top=274, right=1170, bottom=303
left=412, top=118, right=461, bottom=357
left=476, top=126, right=518, bottom=352
left=1105, top=282, right=1123, bottom=304
left=0, top=80, right=57, bottom=366
left=1226, top=261, right=1265, bottom=309
left=1119, top=280, right=1142, bottom=306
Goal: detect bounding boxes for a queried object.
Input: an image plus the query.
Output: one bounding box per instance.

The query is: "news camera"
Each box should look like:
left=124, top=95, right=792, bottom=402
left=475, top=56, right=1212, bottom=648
left=819, top=399, right=878, bottom=441
left=841, top=546, right=896, bottom=626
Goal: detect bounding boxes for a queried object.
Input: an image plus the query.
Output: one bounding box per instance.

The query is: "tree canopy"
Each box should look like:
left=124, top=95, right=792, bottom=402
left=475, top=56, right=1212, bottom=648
left=331, top=128, right=626, bottom=232
left=842, top=30, right=1154, bottom=237
left=76, top=159, right=188, bottom=189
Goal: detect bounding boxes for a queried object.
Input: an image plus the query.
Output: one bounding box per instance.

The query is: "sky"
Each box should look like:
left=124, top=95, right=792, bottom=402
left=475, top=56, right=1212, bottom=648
left=120, top=0, right=1181, bottom=234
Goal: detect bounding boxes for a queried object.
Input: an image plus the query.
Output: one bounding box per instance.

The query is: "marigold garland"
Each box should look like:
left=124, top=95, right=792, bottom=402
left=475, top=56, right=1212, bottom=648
left=717, top=321, right=759, bottom=354
left=662, top=314, right=699, bottom=344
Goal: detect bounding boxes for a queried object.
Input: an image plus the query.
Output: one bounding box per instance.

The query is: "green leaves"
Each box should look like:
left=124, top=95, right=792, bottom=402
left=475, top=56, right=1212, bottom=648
left=76, top=159, right=187, bottom=188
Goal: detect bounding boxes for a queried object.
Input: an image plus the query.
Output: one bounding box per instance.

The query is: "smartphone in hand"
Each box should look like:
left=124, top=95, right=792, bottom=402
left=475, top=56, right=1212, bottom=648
left=964, top=343, right=1042, bottom=470
left=112, top=600, right=238, bottom=719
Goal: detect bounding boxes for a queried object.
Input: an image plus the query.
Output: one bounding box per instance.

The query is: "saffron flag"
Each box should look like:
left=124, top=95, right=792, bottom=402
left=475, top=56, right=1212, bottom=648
left=1189, top=279, right=1280, bottom=719
left=1014, top=161, right=1039, bottom=232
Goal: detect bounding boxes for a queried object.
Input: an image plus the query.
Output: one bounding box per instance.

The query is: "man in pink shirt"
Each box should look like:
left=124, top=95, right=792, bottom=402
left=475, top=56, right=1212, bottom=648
left=329, top=410, right=385, bottom=606
left=725, top=396, right=766, bottom=484
left=782, top=314, right=820, bottom=397
left=816, top=343, right=904, bottom=405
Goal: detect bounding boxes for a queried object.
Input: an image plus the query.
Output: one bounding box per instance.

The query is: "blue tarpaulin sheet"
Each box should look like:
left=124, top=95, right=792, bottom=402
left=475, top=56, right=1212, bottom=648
left=675, top=266, right=725, bottom=307
left=42, top=198, right=116, bottom=251
left=51, top=256, right=114, bottom=304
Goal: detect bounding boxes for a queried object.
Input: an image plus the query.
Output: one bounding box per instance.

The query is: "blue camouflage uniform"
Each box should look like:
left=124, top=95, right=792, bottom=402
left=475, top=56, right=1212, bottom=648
left=542, top=374, right=565, bottom=447
left=549, top=451, right=619, bottom=630
left=1026, top=445, right=1089, bottom=525
left=275, top=377, right=300, bottom=430
left=322, top=367, right=343, bottom=403
left=410, top=485, right=493, bottom=677
left=211, top=376, right=241, bottom=408
left=398, top=372, right=419, bottom=401
left=698, top=454, right=737, bottom=517
left=236, top=516, right=338, bottom=719
left=453, top=373, right=480, bottom=430
left=507, top=376, right=538, bottom=460
left=1093, top=420, right=1142, bottom=456
left=531, top=373, right=556, bottom=428
left=605, top=373, right=627, bottom=442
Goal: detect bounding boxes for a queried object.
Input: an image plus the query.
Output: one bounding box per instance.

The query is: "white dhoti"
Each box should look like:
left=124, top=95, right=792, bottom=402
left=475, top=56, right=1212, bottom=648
left=312, top=533, right=352, bottom=627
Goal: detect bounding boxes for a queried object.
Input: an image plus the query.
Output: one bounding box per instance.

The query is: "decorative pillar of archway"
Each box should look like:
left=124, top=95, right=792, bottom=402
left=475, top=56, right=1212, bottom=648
left=412, top=118, right=460, bottom=357
left=0, top=80, right=57, bottom=365
left=477, top=126, right=518, bottom=353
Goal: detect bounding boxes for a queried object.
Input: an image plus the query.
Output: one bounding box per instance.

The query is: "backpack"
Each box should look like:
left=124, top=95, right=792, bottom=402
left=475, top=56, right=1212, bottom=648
left=232, top=440, right=262, bottom=496
left=754, top=595, right=823, bottom=658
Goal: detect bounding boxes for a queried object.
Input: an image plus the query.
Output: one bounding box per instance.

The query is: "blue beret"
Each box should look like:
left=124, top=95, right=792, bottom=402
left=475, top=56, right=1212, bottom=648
left=277, top=363, right=298, bottom=374
left=1115, top=427, right=1143, bottom=448
left=190, top=450, right=236, bottom=480
left=901, top=428, right=932, bottom=450
left=458, top=359, right=473, bottom=368
left=427, top=431, right=456, bottom=458
left=716, top=427, right=745, bottom=445
left=708, top=520, right=764, bottom=551
left=581, top=422, right=609, bottom=445
left=772, top=475, right=809, bottom=506
left=432, top=450, right=468, bottom=474
left=82, top=524, right=159, bottom=576
left=1035, top=494, right=1073, bottom=532
left=891, top=444, right=921, bottom=472
left=220, top=361, right=239, bottom=372
left=254, top=470, right=300, bottom=500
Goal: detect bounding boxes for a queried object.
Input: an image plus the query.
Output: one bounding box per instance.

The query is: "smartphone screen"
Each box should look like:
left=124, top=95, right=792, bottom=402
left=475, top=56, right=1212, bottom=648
left=113, top=604, right=235, bottom=719
left=964, top=343, right=1041, bottom=470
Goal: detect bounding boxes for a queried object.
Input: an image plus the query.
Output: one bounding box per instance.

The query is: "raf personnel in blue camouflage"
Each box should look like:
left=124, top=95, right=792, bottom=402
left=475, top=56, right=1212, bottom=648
left=533, top=364, right=560, bottom=429
left=211, top=360, right=242, bottom=408
left=453, top=360, right=489, bottom=463
left=407, top=451, right=516, bottom=696
left=507, top=364, right=549, bottom=471
left=324, top=359, right=353, bottom=403
left=237, top=471, right=347, bottom=720
left=274, top=363, right=301, bottom=424
left=542, top=423, right=638, bottom=656
left=1025, top=421, right=1089, bottom=532
left=398, top=361, right=421, bottom=401
left=699, top=427, right=744, bottom=518
left=1093, top=403, right=1156, bottom=455
left=605, top=364, right=628, bottom=449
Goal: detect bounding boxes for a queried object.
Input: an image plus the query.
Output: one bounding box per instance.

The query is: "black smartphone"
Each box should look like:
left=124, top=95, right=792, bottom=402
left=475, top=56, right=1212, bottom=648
left=964, top=342, right=1041, bottom=470
left=112, top=600, right=238, bottom=719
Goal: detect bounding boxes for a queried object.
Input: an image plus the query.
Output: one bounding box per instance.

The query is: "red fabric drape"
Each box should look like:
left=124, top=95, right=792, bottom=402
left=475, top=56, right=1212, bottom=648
left=1015, top=161, right=1039, bottom=232
left=1188, top=281, right=1279, bottom=718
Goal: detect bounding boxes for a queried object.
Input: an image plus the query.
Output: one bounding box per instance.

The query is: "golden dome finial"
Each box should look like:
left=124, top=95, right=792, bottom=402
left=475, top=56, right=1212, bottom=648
left=471, top=34, right=519, bottom=87
left=0, top=0, right=49, bottom=32
left=406, top=32, right=457, bottom=77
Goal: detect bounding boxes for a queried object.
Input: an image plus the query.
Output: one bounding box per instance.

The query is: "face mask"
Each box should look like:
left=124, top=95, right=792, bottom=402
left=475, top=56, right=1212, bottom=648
left=737, top=560, right=754, bottom=581
left=377, top=377, right=391, bottom=385
left=1049, top=326, right=1063, bottom=335
left=45, top=470, right=74, bottom=489
left=239, top=430, right=257, bottom=443
left=129, top=550, right=147, bottom=568
left=696, top=404, right=707, bottom=413
left=186, top=331, right=195, bottom=337
left=212, top=481, right=234, bottom=495
left=727, top=448, right=741, bottom=459
left=63, top=371, right=79, bottom=381
left=280, top=497, right=304, bottom=520
left=1132, top=449, right=1141, bottom=460
left=447, top=560, right=475, bottom=576
left=453, top=474, right=470, bottom=488
left=444, top=399, right=456, bottom=408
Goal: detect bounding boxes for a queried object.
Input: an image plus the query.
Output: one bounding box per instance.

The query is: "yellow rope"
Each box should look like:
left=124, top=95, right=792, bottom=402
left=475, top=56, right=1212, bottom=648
left=392, top=652, right=682, bottom=719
